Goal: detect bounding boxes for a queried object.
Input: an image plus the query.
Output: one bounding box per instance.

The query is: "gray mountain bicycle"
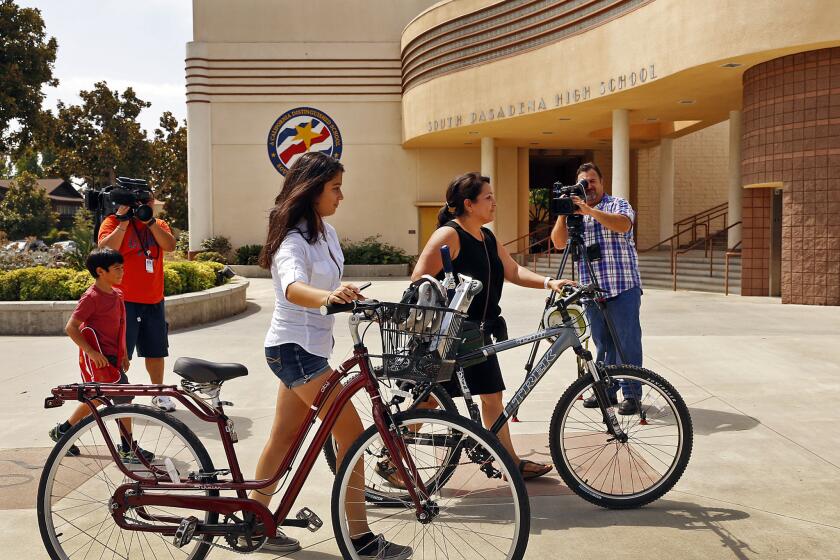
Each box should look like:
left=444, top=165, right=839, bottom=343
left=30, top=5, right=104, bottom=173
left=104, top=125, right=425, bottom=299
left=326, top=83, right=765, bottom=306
left=323, top=259, right=692, bottom=510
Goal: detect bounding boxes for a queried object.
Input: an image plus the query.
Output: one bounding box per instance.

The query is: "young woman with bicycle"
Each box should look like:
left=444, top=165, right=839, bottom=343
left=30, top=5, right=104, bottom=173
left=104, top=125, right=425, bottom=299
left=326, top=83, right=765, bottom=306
left=250, top=152, right=410, bottom=558
left=412, top=172, right=572, bottom=480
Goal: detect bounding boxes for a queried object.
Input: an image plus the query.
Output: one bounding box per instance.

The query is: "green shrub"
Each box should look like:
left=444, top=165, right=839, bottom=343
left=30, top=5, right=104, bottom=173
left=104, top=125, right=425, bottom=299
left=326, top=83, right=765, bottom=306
left=18, top=267, right=75, bottom=301
left=0, top=268, right=30, bottom=300
left=236, top=244, right=263, bottom=265
left=163, top=267, right=183, bottom=296
left=341, top=235, right=412, bottom=265
left=195, top=251, right=227, bottom=264
left=0, top=261, right=225, bottom=301
left=66, top=270, right=94, bottom=299
left=201, top=235, right=232, bottom=259
left=64, top=208, right=95, bottom=271
left=164, top=261, right=216, bottom=293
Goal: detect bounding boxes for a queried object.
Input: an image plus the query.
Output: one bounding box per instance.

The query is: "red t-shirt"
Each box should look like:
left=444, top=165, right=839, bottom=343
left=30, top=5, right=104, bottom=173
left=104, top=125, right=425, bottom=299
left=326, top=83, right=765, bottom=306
left=98, top=216, right=171, bottom=304
left=71, top=285, right=127, bottom=361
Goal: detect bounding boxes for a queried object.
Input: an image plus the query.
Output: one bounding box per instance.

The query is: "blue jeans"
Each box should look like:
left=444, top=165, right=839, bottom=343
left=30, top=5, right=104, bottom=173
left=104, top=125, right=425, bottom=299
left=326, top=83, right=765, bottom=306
left=585, top=286, right=643, bottom=400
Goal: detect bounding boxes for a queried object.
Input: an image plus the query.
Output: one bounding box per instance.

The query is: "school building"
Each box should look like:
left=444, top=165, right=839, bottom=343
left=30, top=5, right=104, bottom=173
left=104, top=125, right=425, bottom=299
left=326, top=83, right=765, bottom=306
left=185, top=0, right=840, bottom=305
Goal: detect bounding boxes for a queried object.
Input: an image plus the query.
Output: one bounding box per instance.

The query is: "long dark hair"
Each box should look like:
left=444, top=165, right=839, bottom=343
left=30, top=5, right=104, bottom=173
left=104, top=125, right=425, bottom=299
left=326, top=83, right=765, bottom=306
left=258, top=152, right=345, bottom=269
left=437, top=172, right=489, bottom=227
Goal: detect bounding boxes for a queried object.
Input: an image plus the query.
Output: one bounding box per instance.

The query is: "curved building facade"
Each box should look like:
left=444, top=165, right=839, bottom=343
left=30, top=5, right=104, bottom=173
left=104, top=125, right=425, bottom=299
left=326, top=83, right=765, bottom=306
left=187, top=0, right=840, bottom=305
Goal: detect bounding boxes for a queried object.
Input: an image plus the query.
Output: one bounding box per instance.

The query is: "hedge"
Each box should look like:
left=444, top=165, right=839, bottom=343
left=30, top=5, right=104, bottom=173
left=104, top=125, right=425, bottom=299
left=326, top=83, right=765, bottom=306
left=0, top=262, right=230, bottom=301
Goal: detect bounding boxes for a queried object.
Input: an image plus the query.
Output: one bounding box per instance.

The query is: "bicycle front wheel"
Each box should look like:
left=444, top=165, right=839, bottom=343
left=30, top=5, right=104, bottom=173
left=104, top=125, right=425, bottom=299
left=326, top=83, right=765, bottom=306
left=332, top=410, right=530, bottom=560
left=322, top=378, right=457, bottom=475
left=37, top=404, right=217, bottom=560
left=549, top=365, right=693, bottom=508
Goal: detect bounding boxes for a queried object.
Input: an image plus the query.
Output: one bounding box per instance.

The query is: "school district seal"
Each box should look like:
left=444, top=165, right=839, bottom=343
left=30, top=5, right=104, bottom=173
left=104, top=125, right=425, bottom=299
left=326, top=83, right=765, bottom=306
left=267, top=107, right=343, bottom=175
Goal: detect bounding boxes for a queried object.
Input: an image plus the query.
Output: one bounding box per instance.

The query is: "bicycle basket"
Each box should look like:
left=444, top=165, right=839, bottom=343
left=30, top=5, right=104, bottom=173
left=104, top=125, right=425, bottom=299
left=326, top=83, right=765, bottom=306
left=375, top=302, right=466, bottom=383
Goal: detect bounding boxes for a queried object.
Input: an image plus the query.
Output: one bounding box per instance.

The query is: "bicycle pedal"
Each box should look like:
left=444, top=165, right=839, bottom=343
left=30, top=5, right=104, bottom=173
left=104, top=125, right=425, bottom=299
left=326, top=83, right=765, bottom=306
left=173, top=516, right=199, bottom=547
left=295, top=507, right=323, bottom=532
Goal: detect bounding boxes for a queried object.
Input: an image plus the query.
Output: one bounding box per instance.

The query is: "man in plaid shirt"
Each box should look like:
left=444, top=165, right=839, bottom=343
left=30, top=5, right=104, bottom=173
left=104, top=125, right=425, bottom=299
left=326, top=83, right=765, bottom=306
left=550, top=162, right=643, bottom=415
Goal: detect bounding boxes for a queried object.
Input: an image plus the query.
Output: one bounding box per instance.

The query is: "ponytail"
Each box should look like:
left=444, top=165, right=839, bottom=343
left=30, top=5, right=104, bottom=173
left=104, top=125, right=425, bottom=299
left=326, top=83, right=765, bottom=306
left=436, top=172, right=489, bottom=229
left=436, top=204, right=456, bottom=228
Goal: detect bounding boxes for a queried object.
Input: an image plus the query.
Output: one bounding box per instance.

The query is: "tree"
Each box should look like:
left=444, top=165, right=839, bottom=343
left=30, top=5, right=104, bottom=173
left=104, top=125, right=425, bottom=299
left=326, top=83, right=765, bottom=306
left=49, top=81, right=152, bottom=189
left=0, top=171, right=57, bottom=238
left=150, top=112, right=187, bottom=229
left=0, top=1, right=58, bottom=154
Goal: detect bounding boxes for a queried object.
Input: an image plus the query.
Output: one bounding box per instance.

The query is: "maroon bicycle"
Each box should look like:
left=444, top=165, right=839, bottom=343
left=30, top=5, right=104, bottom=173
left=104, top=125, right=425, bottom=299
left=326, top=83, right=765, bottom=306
left=37, top=299, right=530, bottom=559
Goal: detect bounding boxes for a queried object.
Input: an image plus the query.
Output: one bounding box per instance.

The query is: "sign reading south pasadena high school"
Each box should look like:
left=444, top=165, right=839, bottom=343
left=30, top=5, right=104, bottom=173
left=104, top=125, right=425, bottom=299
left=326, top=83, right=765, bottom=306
left=267, top=107, right=343, bottom=175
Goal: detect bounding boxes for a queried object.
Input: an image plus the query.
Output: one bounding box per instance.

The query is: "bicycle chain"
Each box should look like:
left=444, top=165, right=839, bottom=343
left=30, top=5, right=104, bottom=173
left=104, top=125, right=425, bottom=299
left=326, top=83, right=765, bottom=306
left=120, top=512, right=264, bottom=555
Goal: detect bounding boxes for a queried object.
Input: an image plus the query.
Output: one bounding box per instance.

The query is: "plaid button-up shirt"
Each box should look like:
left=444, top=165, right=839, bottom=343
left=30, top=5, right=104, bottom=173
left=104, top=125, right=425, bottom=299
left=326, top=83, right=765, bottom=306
left=577, top=193, right=642, bottom=298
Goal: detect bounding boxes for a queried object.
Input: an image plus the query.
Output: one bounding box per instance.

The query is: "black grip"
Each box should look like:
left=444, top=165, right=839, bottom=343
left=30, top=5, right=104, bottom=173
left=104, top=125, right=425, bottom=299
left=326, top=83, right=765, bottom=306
left=440, top=245, right=454, bottom=274
left=319, top=301, right=358, bottom=316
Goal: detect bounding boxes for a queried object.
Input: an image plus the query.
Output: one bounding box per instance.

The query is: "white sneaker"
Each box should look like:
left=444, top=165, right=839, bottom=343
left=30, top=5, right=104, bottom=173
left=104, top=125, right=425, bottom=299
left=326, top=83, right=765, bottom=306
left=152, top=395, right=176, bottom=412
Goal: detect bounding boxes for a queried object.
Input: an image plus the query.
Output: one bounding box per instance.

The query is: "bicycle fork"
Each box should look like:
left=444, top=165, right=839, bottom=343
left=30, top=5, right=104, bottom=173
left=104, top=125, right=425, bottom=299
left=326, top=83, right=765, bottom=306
left=580, top=356, right=628, bottom=443
left=369, top=390, right=437, bottom=521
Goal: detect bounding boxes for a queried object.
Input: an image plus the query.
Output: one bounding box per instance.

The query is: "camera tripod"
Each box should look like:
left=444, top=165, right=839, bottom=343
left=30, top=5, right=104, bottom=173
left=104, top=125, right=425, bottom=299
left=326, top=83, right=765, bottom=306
left=523, top=213, right=628, bottom=374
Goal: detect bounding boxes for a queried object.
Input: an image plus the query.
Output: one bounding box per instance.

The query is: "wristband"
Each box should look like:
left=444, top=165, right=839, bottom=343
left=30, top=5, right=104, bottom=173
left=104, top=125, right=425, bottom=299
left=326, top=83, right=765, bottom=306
left=116, top=213, right=131, bottom=222
left=145, top=218, right=156, bottom=227
left=544, top=276, right=552, bottom=289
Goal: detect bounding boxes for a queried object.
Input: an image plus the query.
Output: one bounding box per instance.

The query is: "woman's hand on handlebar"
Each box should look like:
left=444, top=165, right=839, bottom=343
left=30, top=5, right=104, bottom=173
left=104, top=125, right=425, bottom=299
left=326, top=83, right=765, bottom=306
left=547, top=278, right=578, bottom=294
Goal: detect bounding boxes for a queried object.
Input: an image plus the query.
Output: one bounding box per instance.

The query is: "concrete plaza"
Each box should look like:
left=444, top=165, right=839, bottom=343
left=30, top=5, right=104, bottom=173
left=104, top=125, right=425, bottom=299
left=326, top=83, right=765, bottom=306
left=2, top=278, right=839, bottom=559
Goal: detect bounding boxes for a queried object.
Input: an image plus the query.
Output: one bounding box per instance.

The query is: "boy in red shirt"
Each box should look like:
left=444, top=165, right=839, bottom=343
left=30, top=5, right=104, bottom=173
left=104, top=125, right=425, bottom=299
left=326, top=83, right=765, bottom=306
left=48, top=248, right=154, bottom=463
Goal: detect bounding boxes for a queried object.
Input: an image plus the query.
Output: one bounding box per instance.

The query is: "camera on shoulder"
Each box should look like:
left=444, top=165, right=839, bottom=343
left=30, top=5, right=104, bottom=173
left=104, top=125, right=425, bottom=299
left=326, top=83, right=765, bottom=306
left=550, top=178, right=588, bottom=215
left=85, top=177, right=154, bottom=222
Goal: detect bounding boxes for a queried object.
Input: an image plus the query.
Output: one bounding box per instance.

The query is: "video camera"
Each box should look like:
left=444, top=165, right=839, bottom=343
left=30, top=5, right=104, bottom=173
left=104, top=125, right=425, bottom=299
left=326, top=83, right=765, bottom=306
left=550, top=178, right=589, bottom=216
left=85, top=177, right=154, bottom=222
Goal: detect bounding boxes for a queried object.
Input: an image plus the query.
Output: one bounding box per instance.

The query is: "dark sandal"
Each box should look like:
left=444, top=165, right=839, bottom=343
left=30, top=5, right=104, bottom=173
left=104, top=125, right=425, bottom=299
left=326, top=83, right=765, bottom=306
left=519, top=460, right=552, bottom=480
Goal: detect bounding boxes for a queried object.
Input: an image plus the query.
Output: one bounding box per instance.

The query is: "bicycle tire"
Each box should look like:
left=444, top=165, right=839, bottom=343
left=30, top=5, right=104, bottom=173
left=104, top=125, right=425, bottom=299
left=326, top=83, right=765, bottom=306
left=549, top=365, right=693, bottom=509
left=38, top=404, right=218, bottom=560
left=332, top=409, right=530, bottom=560
left=322, top=378, right=457, bottom=475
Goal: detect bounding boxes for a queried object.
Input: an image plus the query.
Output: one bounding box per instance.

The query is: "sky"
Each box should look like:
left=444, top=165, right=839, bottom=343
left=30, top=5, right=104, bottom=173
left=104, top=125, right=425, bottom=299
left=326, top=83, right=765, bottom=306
left=17, top=0, right=193, bottom=135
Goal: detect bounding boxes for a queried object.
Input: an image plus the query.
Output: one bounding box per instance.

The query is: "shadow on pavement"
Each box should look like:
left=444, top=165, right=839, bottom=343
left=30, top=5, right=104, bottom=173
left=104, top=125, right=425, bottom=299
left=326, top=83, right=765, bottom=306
left=531, top=497, right=755, bottom=559
left=689, top=407, right=761, bottom=435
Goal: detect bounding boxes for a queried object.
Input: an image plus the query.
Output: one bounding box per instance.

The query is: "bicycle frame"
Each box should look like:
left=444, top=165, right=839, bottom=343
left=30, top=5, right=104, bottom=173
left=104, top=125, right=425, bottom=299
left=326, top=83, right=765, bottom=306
left=45, top=343, right=431, bottom=539
left=454, top=310, right=628, bottom=439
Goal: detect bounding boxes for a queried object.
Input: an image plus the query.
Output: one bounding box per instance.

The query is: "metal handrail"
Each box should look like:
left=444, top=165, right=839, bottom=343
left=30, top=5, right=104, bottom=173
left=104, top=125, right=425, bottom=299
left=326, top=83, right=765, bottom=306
left=674, top=202, right=729, bottom=247
left=502, top=223, right=553, bottom=251
left=724, top=239, right=743, bottom=296
left=674, top=202, right=728, bottom=227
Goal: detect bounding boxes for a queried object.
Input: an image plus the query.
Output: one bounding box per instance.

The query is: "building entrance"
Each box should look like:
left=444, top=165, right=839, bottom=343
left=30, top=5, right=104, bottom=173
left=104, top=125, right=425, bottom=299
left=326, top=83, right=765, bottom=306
left=527, top=151, right=588, bottom=253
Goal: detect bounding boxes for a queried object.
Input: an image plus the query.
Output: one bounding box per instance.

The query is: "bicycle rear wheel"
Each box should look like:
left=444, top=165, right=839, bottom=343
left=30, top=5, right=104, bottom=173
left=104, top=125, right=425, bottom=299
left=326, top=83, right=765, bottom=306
left=332, top=410, right=530, bottom=560
left=37, top=404, right=217, bottom=560
left=549, top=365, right=693, bottom=508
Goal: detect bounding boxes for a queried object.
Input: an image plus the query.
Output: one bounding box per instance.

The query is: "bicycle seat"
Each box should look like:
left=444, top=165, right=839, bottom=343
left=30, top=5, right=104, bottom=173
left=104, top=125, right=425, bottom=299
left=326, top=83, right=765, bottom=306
left=173, top=357, right=248, bottom=383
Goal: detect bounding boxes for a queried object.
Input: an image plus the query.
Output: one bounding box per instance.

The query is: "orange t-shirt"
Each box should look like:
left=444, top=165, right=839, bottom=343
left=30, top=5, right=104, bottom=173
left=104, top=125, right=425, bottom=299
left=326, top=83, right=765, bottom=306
left=98, top=216, right=171, bottom=304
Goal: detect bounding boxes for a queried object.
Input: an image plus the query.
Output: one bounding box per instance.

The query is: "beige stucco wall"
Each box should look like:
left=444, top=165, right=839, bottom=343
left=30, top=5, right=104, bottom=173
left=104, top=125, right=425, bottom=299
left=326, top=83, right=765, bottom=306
left=635, top=122, right=730, bottom=249
left=188, top=0, right=439, bottom=254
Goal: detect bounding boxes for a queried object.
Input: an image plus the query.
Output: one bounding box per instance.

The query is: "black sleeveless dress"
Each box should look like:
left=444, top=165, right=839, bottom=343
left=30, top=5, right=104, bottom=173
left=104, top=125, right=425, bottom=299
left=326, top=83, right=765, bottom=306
left=438, top=221, right=506, bottom=397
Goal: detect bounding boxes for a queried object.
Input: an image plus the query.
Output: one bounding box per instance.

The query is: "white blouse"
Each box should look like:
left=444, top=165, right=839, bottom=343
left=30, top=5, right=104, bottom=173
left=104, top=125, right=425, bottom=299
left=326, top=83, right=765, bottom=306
left=264, top=221, right=344, bottom=358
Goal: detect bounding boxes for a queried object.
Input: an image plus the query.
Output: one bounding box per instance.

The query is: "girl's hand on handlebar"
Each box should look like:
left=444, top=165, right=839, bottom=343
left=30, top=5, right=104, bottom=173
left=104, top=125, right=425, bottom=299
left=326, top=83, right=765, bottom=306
left=547, top=278, right=578, bottom=294
left=327, top=284, right=362, bottom=304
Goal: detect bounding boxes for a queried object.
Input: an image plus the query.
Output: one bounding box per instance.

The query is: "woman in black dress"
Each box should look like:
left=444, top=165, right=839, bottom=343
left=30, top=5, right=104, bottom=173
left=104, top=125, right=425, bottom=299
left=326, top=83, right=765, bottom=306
left=412, top=172, right=571, bottom=480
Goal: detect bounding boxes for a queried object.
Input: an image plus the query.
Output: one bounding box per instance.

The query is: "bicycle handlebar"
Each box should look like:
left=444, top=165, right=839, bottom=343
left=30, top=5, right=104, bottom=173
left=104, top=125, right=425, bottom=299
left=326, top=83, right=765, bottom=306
left=558, top=283, right=606, bottom=307
left=319, top=300, right=380, bottom=316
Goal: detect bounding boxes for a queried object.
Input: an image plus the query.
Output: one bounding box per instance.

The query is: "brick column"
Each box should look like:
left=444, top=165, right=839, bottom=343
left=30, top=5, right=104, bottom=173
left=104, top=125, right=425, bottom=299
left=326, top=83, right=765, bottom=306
left=741, top=47, right=840, bottom=305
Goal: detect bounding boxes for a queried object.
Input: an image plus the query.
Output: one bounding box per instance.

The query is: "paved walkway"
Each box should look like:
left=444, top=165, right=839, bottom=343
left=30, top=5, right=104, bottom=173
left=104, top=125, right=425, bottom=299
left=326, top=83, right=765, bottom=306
left=2, top=278, right=839, bottom=559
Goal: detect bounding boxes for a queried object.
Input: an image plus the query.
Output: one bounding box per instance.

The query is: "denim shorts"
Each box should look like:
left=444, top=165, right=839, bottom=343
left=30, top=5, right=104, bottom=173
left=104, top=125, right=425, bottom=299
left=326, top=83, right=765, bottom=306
left=265, top=343, right=331, bottom=389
